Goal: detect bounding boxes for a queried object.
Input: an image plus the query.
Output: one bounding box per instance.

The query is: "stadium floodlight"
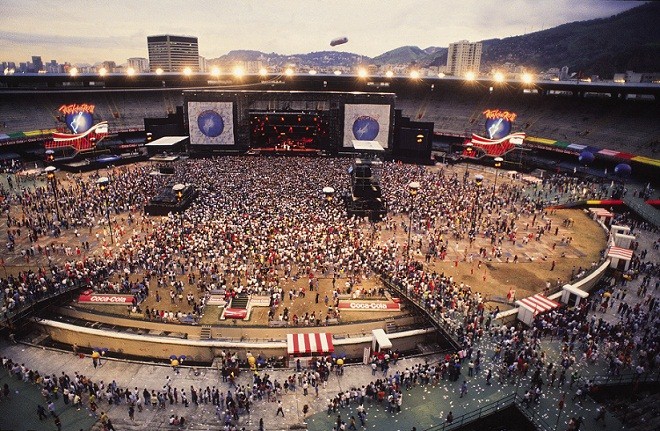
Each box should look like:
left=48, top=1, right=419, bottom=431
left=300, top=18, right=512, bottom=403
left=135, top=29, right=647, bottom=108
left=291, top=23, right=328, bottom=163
left=155, top=68, right=164, bottom=75
left=98, top=67, right=107, bottom=77
left=308, top=69, right=317, bottom=75
left=521, top=73, right=534, bottom=84
left=233, top=66, right=245, bottom=77
left=409, top=70, right=420, bottom=79
left=465, top=71, right=476, bottom=81
left=285, top=68, right=294, bottom=76
left=259, top=68, right=268, bottom=76
left=211, top=66, right=221, bottom=77
left=438, top=72, right=445, bottom=78
left=334, top=70, right=342, bottom=76
left=183, top=67, right=193, bottom=76
left=385, top=70, right=394, bottom=78
left=357, top=68, right=368, bottom=78
left=493, top=72, right=505, bottom=83
left=126, top=67, right=136, bottom=76
left=69, top=67, right=78, bottom=77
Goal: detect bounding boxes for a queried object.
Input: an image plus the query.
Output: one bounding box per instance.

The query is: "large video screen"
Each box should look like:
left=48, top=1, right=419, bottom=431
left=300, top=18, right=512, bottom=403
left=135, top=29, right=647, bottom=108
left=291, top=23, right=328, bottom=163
left=343, top=104, right=391, bottom=148
left=187, top=101, right=235, bottom=145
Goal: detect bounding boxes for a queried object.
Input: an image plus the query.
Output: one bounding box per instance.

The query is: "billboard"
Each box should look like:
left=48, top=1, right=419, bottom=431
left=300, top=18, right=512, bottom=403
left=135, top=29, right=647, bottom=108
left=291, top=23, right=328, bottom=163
left=187, top=101, right=235, bottom=145
left=343, top=104, right=390, bottom=148
left=483, top=109, right=516, bottom=140
left=59, top=103, right=95, bottom=134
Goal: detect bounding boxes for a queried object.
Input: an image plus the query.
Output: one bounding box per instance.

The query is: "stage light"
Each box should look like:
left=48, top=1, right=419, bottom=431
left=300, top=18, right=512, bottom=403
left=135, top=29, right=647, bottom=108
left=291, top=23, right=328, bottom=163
left=385, top=71, right=394, bottom=78
left=155, top=68, right=164, bottom=75
left=357, top=68, right=368, bottom=78
left=183, top=67, right=192, bottom=76
left=98, top=67, right=107, bottom=77
left=69, top=67, right=78, bottom=77
left=233, top=66, right=245, bottom=77
left=308, top=69, right=317, bottom=75
left=259, top=68, right=268, bottom=76
left=333, top=70, right=342, bottom=75
left=522, top=73, right=534, bottom=84
left=493, top=71, right=504, bottom=83
left=126, top=67, right=136, bottom=76
left=409, top=70, right=420, bottom=79
left=438, top=72, right=445, bottom=78
left=211, top=67, right=221, bottom=77
left=285, top=68, right=294, bottom=76
left=465, top=71, right=476, bottom=81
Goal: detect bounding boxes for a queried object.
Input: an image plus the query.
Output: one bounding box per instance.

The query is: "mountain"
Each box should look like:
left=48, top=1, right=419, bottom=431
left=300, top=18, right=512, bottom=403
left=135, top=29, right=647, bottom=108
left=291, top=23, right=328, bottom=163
left=479, top=2, right=660, bottom=77
left=372, top=46, right=426, bottom=65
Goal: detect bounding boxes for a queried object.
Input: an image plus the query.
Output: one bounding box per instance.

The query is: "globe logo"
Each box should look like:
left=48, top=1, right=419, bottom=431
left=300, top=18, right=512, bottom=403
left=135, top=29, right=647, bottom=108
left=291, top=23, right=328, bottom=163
left=65, top=112, right=93, bottom=134
left=352, top=116, right=379, bottom=141
left=485, top=118, right=512, bottom=140
left=197, top=110, right=224, bottom=138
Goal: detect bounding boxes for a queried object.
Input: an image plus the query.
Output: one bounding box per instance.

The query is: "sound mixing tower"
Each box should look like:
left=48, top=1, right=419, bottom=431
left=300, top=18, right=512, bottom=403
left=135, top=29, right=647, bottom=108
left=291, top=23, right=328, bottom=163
left=345, top=158, right=387, bottom=221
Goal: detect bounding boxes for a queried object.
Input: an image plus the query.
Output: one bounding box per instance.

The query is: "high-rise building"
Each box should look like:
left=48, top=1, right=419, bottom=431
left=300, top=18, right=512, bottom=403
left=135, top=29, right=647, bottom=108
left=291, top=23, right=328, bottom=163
left=446, top=40, right=482, bottom=77
left=147, top=35, right=199, bottom=72
left=31, top=56, right=44, bottom=72
left=128, top=57, right=149, bottom=73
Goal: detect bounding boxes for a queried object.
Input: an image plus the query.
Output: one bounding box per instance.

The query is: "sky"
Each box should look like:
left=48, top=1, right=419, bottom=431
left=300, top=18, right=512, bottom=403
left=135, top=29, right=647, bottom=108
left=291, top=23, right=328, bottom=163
left=0, top=0, right=647, bottom=65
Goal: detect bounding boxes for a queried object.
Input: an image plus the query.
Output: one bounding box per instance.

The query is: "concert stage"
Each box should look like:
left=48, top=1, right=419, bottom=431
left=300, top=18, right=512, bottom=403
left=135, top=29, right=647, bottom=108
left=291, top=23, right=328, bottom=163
left=246, top=147, right=324, bottom=156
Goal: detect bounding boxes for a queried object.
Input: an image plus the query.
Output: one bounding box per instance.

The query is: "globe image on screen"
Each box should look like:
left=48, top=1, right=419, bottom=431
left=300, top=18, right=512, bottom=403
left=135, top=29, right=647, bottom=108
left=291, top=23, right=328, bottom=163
left=65, top=112, right=94, bottom=134
left=197, top=110, right=224, bottom=138
left=352, top=116, right=379, bottom=141
left=485, top=118, right=512, bottom=140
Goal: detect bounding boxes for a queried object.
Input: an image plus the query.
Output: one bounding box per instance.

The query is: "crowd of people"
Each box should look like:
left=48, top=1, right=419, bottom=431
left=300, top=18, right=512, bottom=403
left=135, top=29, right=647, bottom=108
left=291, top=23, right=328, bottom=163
left=0, top=156, right=655, bottom=431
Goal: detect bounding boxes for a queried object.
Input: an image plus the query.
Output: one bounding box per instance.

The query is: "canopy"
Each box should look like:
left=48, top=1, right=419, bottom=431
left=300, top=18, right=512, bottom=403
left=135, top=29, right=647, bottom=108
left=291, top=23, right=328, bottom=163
left=372, top=328, right=392, bottom=350
left=287, top=333, right=334, bottom=355
left=516, top=294, right=561, bottom=315
left=352, top=140, right=384, bottom=152
left=607, top=246, right=633, bottom=261
left=145, top=136, right=187, bottom=147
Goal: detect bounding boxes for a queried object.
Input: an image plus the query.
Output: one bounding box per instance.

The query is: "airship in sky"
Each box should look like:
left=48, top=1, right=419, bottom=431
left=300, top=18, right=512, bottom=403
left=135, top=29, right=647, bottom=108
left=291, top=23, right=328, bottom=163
left=330, top=36, right=348, bottom=47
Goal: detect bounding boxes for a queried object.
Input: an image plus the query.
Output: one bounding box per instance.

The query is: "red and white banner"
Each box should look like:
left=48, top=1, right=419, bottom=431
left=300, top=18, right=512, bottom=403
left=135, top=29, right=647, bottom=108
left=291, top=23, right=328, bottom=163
left=224, top=308, right=248, bottom=319
left=337, top=300, right=401, bottom=311
left=78, top=293, right=134, bottom=305
left=287, top=332, right=334, bottom=355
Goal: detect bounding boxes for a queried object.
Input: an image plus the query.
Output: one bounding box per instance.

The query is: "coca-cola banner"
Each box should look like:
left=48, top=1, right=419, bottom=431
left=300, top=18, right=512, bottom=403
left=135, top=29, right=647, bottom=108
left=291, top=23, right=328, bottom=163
left=78, top=293, right=135, bottom=305
left=337, top=300, right=401, bottom=312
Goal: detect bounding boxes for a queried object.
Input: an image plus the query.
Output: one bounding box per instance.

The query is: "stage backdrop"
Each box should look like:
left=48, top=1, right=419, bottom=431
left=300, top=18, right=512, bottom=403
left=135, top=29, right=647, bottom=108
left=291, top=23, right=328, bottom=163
left=187, top=101, right=235, bottom=145
left=343, top=104, right=390, bottom=149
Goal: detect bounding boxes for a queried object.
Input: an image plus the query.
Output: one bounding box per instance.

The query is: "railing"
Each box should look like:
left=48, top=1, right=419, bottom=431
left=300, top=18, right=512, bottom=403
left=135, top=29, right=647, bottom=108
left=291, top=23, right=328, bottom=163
left=380, top=276, right=461, bottom=351
left=1, top=282, right=83, bottom=328
left=589, top=370, right=660, bottom=387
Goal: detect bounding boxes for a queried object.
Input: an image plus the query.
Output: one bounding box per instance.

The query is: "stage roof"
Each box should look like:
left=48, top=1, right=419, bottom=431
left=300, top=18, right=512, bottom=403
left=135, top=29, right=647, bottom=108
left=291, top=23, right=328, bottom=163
left=145, top=136, right=187, bottom=147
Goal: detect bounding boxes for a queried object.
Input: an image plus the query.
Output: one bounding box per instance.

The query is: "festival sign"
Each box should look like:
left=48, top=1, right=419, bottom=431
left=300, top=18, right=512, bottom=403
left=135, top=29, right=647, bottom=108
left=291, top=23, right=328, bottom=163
left=58, top=103, right=96, bottom=134
left=337, top=300, right=401, bottom=312
left=78, top=293, right=134, bottom=305
left=483, top=109, right=516, bottom=140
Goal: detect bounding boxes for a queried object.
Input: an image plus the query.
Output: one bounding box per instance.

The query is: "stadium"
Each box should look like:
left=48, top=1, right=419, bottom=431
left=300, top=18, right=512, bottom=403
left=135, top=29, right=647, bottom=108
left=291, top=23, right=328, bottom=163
left=0, top=70, right=659, bottom=431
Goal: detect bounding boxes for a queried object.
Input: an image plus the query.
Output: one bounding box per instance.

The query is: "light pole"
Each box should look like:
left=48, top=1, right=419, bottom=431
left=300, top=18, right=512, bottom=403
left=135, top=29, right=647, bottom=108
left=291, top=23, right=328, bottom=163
left=44, top=166, right=61, bottom=222
left=492, top=157, right=503, bottom=200
left=464, top=142, right=473, bottom=181
left=173, top=183, right=186, bottom=247
left=471, top=175, right=483, bottom=240
left=96, top=176, right=114, bottom=245
left=407, top=181, right=421, bottom=259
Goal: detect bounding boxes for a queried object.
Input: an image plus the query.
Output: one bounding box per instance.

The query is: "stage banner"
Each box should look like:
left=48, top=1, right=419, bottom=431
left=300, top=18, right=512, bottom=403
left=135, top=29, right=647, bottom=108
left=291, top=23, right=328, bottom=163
left=78, top=293, right=134, bottom=305
left=224, top=308, right=248, bottom=319
left=343, top=104, right=391, bottom=148
left=187, top=101, right=235, bottom=145
left=337, top=300, right=401, bottom=311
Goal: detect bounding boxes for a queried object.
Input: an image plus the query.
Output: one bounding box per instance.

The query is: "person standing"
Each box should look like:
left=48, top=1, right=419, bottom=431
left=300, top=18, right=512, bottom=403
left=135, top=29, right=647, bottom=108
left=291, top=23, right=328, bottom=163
left=447, top=411, right=454, bottom=423
left=460, top=381, right=468, bottom=398
left=276, top=400, right=285, bottom=417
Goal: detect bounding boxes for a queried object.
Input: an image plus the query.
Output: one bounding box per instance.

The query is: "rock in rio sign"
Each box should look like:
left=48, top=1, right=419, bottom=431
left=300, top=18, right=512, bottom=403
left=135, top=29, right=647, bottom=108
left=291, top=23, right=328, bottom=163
left=483, top=109, right=516, bottom=140
left=58, top=104, right=96, bottom=134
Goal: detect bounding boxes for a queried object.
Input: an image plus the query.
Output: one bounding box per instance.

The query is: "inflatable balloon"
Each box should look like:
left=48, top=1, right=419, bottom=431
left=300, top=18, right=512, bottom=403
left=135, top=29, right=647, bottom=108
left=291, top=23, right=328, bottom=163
left=578, top=151, right=594, bottom=165
left=614, top=163, right=631, bottom=177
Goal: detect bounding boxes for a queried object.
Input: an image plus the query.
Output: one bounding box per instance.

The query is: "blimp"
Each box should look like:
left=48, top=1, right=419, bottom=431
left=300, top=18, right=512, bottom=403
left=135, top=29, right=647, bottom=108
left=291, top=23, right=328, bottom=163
left=330, top=36, right=348, bottom=47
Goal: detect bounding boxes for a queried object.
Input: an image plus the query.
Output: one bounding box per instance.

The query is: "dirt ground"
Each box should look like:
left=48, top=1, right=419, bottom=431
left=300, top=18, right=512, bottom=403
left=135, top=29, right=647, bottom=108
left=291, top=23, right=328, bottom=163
left=1, top=165, right=608, bottom=325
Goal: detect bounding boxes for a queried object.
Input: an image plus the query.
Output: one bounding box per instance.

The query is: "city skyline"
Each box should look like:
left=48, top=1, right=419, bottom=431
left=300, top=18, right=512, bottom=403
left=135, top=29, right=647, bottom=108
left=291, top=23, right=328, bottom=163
left=0, top=0, right=646, bottom=65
